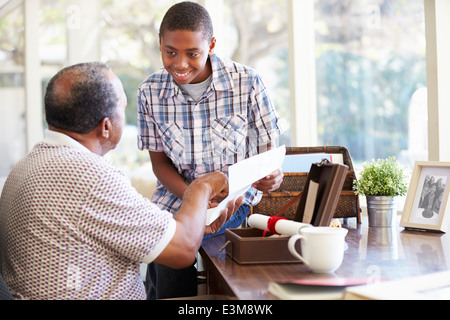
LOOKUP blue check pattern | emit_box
[137,54,282,213]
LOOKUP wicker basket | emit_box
[251,146,361,223]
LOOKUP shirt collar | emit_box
[42,129,92,153]
[209,54,234,92]
[159,54,234,100]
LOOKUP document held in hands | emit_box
[205,145,286,225]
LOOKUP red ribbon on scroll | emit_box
[263,216,287,237]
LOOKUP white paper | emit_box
[205,145,286,225]
[282,153,329,172]
[247,214,312,235]
[281,153,344,173]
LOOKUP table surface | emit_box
[199,217,450,300]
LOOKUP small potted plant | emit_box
[353,157,409,227]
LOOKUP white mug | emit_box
[288,227,348,273]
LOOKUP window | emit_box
[314,0,427,168]
[0,3,26,177]
[216,0,290,146]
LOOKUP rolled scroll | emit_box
[248,214,312,236]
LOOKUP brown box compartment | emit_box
[224,228,301,265]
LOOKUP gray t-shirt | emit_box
[178,76,212,101]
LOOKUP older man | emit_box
[0,62,242,300]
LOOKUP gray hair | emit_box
[44,62,118,134]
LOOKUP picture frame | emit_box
[400,161,450,232]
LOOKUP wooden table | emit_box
[199,217,450,299]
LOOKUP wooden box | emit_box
[252,146,361,223]
[224,157,350,265]
[224,228,301,264]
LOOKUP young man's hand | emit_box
[252,169,283,192]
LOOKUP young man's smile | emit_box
[172,70,193,82]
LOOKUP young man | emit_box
[137,1,284,299]
[0,62,241,300]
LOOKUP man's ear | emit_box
[99,117,111,139]
[208,37,216,56]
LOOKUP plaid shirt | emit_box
[137,54,282,213]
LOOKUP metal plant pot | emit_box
[366,196,397,227]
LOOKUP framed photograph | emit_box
[400,161,450,232]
